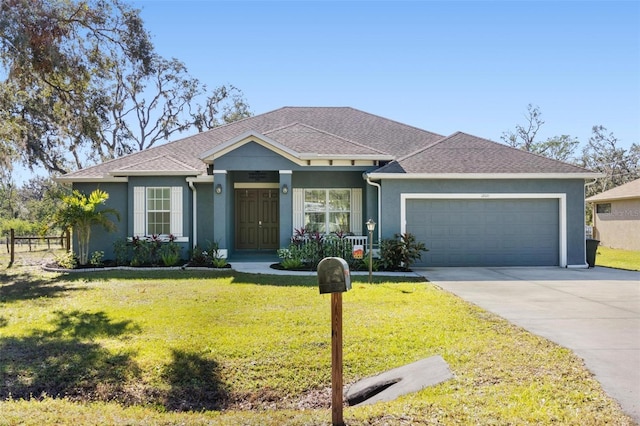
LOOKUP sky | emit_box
[130,0,640,149]
[9,0,640,184]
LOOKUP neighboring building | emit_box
[58,107,599,267]
[587,178,640,251]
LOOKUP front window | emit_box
[147,187,171,235]
[304,189,351,233]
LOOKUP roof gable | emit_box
[263,123,389,158]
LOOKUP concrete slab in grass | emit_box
[346,355,453,406]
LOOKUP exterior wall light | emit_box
[282,184,289,194]
[215,184,222,194]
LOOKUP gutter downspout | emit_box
[365,173,382,242]
[188,179,197,249]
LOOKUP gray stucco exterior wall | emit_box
[195,182,214,249]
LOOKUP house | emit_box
[586,178,640,251]
[57,107,599,267]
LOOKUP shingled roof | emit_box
[371,132,592,175]
[586,178,640,202]
[58,106,596,181]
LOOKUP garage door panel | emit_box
[407,198,559,267]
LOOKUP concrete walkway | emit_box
[230,261,422,278]
[415,266,640,423]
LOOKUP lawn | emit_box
[0,250,635,425]
[596,245,640,271]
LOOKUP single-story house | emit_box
[58,107,600,267]
[586,178,640,251]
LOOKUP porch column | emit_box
[213,170,228,257]
[279,170,293,248]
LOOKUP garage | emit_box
[404,196,561,267]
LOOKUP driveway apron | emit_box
[416,266,640,423]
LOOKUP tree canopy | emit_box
[501,104,580,162]
[0,0,251,175]
[580,125,640,197]
[502,104,639,219]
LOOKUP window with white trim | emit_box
[133,186,183,238]
[304,189,351,233]
[146,188,171,235]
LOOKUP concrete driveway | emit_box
[415,266,640,423]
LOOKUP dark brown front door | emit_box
[235,188,279,250]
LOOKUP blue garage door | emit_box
[406,199,559,267]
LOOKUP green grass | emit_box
[596,246,640,271]
[0,251,635,425]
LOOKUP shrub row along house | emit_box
[57,107,599,267]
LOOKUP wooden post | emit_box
[331,292,344,426]
[65,229,71,252]
[10,228,15,266]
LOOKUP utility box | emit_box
[318,257,351,294]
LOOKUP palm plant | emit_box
[53,189,120,265]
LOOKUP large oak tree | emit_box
[1,0,251,175]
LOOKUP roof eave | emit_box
[54,176,129,183]
[587,195,640,203]
[299,154,394,161]
[366,172,604,180]
[109,171,202,177]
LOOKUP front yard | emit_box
[0,250,635,425]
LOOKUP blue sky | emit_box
[131,0,639,150]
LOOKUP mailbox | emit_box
[317,257,351,294]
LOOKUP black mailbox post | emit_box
[317,257,351,426]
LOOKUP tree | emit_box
[96,55,251,162]
[580,126,640,198]
[52,189,120,265]
[20,176,67,226]
[191,84,252,132]
[502,104,579,162]
[0,172,20,220]
[1,0,252,174]
[0,0,154,174]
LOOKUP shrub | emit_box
[189,245,211,267]
[89,251,104,267]
[361,254,380,272]
[114,235,181,267]
[279,231,358,270]
[159,243,181,266]
[55,251,77,269]
[380,232,427,271]
[131,237,155,266]
[190,240,226,267]
[211,257,228,268]
[280,257,304,269]
[113,238,131,266]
